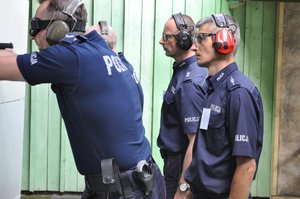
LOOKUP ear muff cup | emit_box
[213,29,235,55]
[45,0,84,46]
[175,30,193,51]
[172,13,193,51]
[46,21,70,46]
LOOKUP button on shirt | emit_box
[157,56,207,153]
[185,62,264,195]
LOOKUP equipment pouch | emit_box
[132,160,154,195]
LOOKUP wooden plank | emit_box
[93,0,112,24]
[59,121,66,192]
[47,93,61,191]
[202,0,217,17]
[140,0,155,141]
[124,0,142,76]
[29,85,49,191]
[111,0,125,52]
[245,1,264,196]
[255,2,277,197]
[232,4,246,72]
[61,125,80,191]
[271,2,284,197]
[21,85,31,190]
[272,197,300,199]
[185,0,203,21]
[82,0,93,27]
[172,0,185,13]
[152,0,174,169]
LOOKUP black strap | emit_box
[101,158,122,198]
[120,172,135,198]
[172,12,187,30]
[101,158,135,198]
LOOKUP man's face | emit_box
[159,18,181,58]
[193,23,218,67]
[31,1,51,50]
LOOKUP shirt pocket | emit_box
[163,91,178,116]
[204,110,228,155]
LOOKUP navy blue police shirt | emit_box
[157,56,207,153]
[185,62,264,194]
[16,30,151,175]
[118,52,144,110]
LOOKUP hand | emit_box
[173,189,192,199]
[0,48,17,57]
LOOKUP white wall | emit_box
[0,0,29,198]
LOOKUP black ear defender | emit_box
[211,13,235,55]
[98,21,109,35]
[172,13,193,51]
[46,0,84,45]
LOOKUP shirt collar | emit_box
[173,55,197,71]
[206,62,238,91]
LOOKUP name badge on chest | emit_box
[200,108,211,130]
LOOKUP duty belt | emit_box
[85,158,154,199]
[85,158,134,198]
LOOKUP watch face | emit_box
[179,183,188,192]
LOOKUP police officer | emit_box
[157,13,207,199]
[185,13,264,199]
[0,0,166,198]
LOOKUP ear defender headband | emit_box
[46,0,85,46]
[98,21,109,35]
[211,13,235,55]
[172,13,193,51]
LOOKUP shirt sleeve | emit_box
[17,45,79,88]
[228,87,260,158]
[175,81,205,134]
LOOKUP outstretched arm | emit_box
[0,49,24,81]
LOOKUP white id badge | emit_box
[200,108,211,130]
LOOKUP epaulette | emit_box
[61,33,87,44]
[183,68,193,82]
[227,75,241,91]
[227,73,256,93]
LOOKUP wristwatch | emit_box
[178,182,190,192]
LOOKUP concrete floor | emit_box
[21,193,81,199]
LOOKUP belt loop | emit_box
[101,158,122,198]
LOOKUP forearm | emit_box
[229,157,256,199]
[179,133,195,183]
[174,133,195,199]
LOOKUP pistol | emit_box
[0,43,13,49]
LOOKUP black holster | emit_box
[132,160,154,195]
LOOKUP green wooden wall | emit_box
[22,0,277,197]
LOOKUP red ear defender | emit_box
[213,29,235,55]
